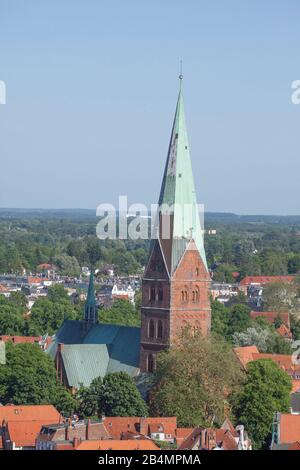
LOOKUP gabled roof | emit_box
[7,421,43,448]
[276,323,292,339]
[48,320,141,388]
[0,405,61,423]
[233,345,259,368]
[61,344,110,388]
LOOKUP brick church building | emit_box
[139,77,211,372]
[49,79,211,388]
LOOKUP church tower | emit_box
[139,78,211,373]
[84,271,98,328]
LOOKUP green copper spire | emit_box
[157,77,208,273]
[84,271,97,325]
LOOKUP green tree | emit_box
[100,372,148,417]
[150,330,243,427]
[0,343,75,414]
[101,299,140,327]
[233,359,291,449]
[211,300,229,339]
[29,298,77,335]
[76,377,103,418]
[227,304,252,337]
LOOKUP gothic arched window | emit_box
[150,287,156,301]
[149,319,155,338]
[157,320,163,339]
[158,287,163,301]
[181,290,188,302]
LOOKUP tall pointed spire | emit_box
[84,271,98,326]
[156,78,208,274]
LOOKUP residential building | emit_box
[271,413,300,449]
[0,405,62,450]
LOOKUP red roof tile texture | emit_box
[0,404,61,423]
[280,414,300,444]
[250,311,290,327]
[239,276,295,286]
[76,440,160,450]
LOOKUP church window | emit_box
[157,320,163,339]
[158,287,163,301]
[192,287,199,302]
[181,290,188,302]
[150,287,156,301]
[196,267,199,276]
[149,319,155,338]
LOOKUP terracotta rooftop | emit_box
[76,439,160,450]
[279,414,300,444]
[276,323,292,339]
[0,335,40,344]
[239,276,295,286]
[6,421,44,448]
[233,345,259,368]
[103,417,177,439]
[0,404,61,423]
[250,311,290,327]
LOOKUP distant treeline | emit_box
[0,210,299,279]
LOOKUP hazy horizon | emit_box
[1,1,299,215]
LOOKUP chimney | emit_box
[86,419,91,440]
[140,417,147,436]
[236,425,245,450]
[73,437,80,449]
[65,418,71,441]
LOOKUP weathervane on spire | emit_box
[179,59,183,82]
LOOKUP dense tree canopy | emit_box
[0,342,75,415]
[150,330,243,427]
[75,373,148,418]
[233,359,292,449]
[100,299,140,327]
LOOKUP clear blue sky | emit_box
[0,0,299,214]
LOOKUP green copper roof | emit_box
[157,82,208,273]
[47,320,140,388]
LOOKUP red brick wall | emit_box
[140,242,211,372]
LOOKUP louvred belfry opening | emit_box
[139,78,211,373]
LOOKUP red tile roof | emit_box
[233,346,300,376]
[292,381,300,393]
[277,323,292,339]
[0,404,61,423]
[252,353,299,373]
[76,439,159,450]
[27,277,43,284]
[279,414,300,444]
[7,421,43,448]
[0,335,40,344]
[250,311,290,327]
[233,345,259,368]
[103,417,177,439]
[215,429,238,450]
[239,276,295,286]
